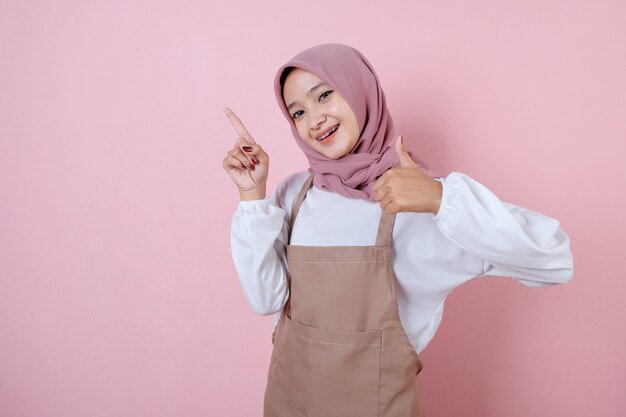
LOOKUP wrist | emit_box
[430,180,443,215]
[239,184,266,201]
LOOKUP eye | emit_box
[319,90,334,102]
[292,109,304,119]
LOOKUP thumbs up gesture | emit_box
[373,135,443,214]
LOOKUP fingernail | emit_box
[249,164,255,171]
[251,155,259,164]
[242,146,252,152]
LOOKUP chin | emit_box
[310,139,354,159]
[320,148,347,160]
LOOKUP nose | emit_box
[308,108,326,133]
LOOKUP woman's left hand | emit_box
[373,135,443,215]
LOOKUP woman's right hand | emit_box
[222,107,269,200]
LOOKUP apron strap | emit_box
[290,171,315,229]
[375,210,396,247]
[284,171,315,316]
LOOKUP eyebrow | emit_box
[286,82,329,111]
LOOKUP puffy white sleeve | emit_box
[229,173,306,315]
[433,172,574,287]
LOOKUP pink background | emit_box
[1,1,625,416]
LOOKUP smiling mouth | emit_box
[317,125,339,142]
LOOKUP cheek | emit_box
[336,103,360,140]
[346,115,360,143]
[295,122,309,141]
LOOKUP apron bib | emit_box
[264,173,424,417]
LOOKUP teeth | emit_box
[318,126,338,141]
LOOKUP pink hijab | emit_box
[274,43,411,201]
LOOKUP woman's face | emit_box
[282,68,360,160]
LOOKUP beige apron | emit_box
[264,173,424,417]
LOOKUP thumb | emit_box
[394,134,415,167]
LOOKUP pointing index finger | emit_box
[223,107,255,144]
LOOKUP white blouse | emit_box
[230,171,573,354]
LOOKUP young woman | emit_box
[222,43,573,417]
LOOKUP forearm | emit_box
[434,172,574,284]
[230,198,290,315]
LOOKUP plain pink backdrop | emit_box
[1,1,625,416]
